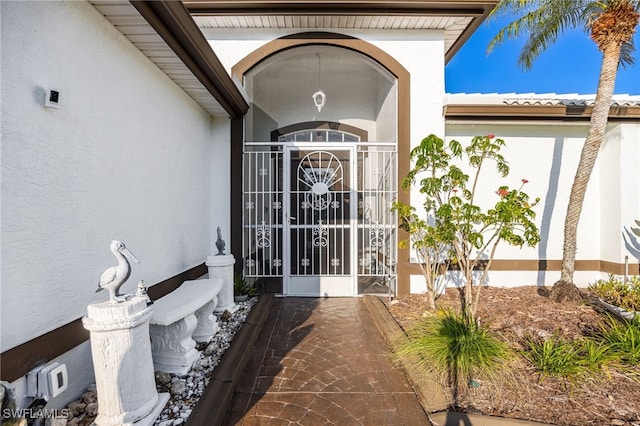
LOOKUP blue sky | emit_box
[446,17,640,95]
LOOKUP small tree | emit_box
[394,134,541,318]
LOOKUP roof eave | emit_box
[184,0,497,16]
[130,0,249,118]
[443,104,640,121]
[184,0,497,63]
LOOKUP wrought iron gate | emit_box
[242,141,396,296]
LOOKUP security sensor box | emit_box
[44,89,60,109]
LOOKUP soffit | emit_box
[90,0,248,118]
[184,1,497,63]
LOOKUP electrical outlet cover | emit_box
[47,363,68,398]
[27,362,68,400]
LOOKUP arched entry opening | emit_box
[234,35,409,296]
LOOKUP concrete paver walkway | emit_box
[224,297,430,425]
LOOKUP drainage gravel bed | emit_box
[59,297,258,426]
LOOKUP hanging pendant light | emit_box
[312,53,326,112]
[312,90,326,112]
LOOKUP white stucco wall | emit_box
[600,122,640,267]
[441,120,639,288]
[210,117,232,238]
[1,0,228,384]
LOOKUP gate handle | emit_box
[289,216,297,222]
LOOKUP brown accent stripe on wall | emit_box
[405,259,640,277]
[601,260,640,276]
[1,263,208,383]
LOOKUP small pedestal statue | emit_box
[206,227,238,313]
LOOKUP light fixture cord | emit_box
[317,52,321,89]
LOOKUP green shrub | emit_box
[395,310,513,387]
[577,339,617,373]
[523,316,640,383]
[589,275,640,312]
[523,336,585,380]
[597,316,640,366]
[233,274,255,296]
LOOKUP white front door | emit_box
[283,145,356,296]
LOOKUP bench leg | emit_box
[193,296,220,343]
[150,313,199,375]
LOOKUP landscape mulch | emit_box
[387,286,640,426]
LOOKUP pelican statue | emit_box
[96,240,140,303]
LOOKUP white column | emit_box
[206,254,238,313]
[82,297,169,426]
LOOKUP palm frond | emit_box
[620,41,636,67]
[517,0,588,69]
[487,0,640,70]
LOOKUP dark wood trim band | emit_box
[0,319,89,385]
[146,263,209,300]
[0,263,207,383]
[184,0,496,16]
[130,1,249,118]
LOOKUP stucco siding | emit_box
[600,122,640,266]
[1,1,225,353]
[444,121,639,287]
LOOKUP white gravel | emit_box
[58,297,257,426]
[153,297,258,425]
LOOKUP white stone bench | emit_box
[149,278,223,375]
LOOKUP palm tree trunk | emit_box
[559,42,621,285]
